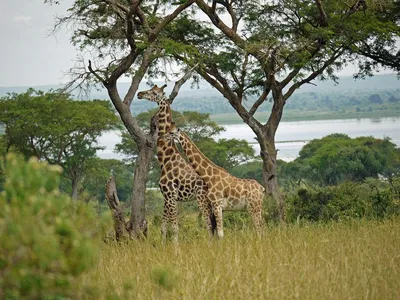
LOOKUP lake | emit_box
[97,117,400,161]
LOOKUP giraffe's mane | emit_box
[181,131,229,175]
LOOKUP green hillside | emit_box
[1,74,399,123]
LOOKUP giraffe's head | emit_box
[168,122,181,141]
[160,123,176,144]
[137,84,167,103]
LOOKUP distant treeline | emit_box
[1,74,399,117]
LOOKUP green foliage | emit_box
[0,89,120,198]
[281,134,400,186]
[197,138,255,171]
[286,180,400,222]
[0,154,111,299]
[81,158,133,203]
[230,160,263,183]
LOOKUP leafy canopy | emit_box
[0,89,120,196]
[0,89,119,167]
[282,134,400,186]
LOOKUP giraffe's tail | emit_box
[210,210,217,236]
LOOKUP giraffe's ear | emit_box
[161,84,167,91]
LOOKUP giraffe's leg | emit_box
[197,196,215,237]
[169,200,178,243]
[161,202,169,242]
[248,198,263,236]
[213,202,224,238]
[209,202,217,236]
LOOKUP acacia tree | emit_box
[170,0,400,220]
[0,89,119,199]
[45,0,197,236]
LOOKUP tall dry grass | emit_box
[79,217,400,299]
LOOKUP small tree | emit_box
[0,89,119,199]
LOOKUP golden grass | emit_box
[80,217,400,299]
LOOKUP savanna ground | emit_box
[79,215,400,299]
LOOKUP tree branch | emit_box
[88,60,107,85]
[169,63,199,103]
[151,0,195,41]
[107,51,140,86]
[134,3,151,35]
[279,40,325,89]
[315,0,328,26]
[103,0,129,14]
[249,86,270,116]
[283,49,346,101]
[343,0,367,19]
[107,85,149,147]
[123,46,156,106]
[195,0,248,50]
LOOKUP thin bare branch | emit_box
[123,46,157,106]
[249,87,270,116]
[283,49,346,101]
[88,60,107,84]
[169,63,199,103]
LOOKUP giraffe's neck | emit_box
[157,138,178,166]
[157,98,172,137]
[179,132,227,177]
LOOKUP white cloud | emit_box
[13,15,32,24]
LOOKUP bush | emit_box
[286,181,400,222]
[0,154,110,299]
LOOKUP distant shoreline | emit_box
[211,110,400,125]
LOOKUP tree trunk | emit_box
[256,89,286,222]
[259,136,285,222]
[71,176,79,201]
[105,175,129,241]
[126,143,152,238]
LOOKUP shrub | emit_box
[286,181,400,222]
[0,154,110,299]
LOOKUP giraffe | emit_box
[137,85,215,241]
[168,123,265,238]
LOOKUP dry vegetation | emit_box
[80,217,400,299]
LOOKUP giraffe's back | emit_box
[207,173,264,210]
[159,155,207,202]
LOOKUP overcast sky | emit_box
[0,0,77,87]
[0,0,395,88]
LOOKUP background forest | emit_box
[1,87,399,223]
